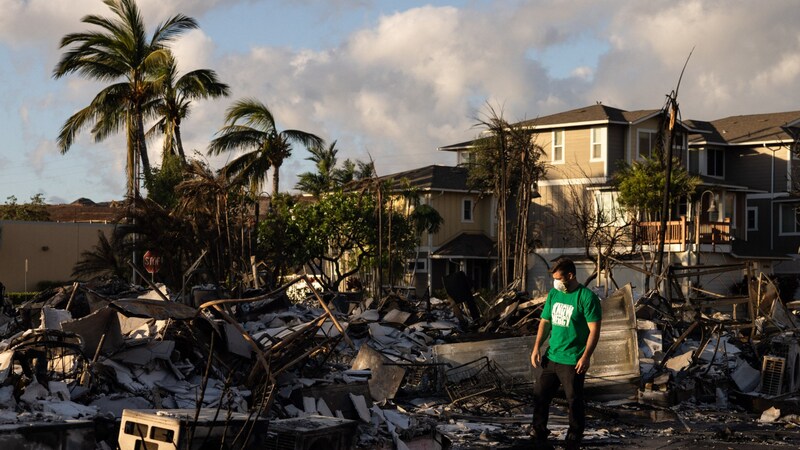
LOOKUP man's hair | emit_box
[550,257,576,277]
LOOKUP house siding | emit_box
[427,192,492,247]
[540,127,606,180]
[533,183,593,249]
[606,125,626,177]
[727,146,788,193]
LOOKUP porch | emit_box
[633,217,732,249]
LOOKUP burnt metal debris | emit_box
[0,265,798,449]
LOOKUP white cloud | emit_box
[596,0,800,116]
[4,0,800,200]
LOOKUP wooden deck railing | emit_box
[633,217,731,246]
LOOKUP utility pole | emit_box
[655,48,694,288]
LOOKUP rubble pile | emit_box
[0,267,798,448]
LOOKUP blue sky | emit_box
[1,0,799,203]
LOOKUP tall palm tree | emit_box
[148,51,230,163]
[53,0,198,197]
[208,98,324,198]
[296,140,340,197]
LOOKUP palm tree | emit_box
[53,0,198,197]
[296,140,340,197]
[148,51,230,163]
[175,159,240,282]
[208,98,324,198]
[72,230,128,280]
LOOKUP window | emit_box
[637,130,657,159]
[406,259,427,273]
[594,191,626,226]
[706,148,724,177]
[780,203,800,235]
[552,130,565,163]
[673,196,688,220]
[462,197,473,222]
[723,193,735,228]
[747,207,758,231]
[458,150,476,166]
[590,127,605,161]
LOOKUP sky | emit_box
[2,0,800,204]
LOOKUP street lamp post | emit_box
[694,190,718,266]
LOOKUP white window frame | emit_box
[407,259,427,273]
[746,206,758,231]
[590,127,606,162]
[779,203,800,235]
[706,148,725,178]
[458,150,476,166]
[637,129,657,160]
[594,191,626,226]
[462,197,474,223]
[551,130,565,164]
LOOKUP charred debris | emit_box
[0,262,798,449]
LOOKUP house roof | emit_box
[688,111,800,146]
[432,232,496,259]
[695,176,762,193]
[439,104,699,153]
[438,139,483,151]
[379,165,472,192]
[515,104,667,129]
[46,199,122,223]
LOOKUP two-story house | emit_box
[438,104,800,295]
[379,165,496,296]
[687,111,800,273]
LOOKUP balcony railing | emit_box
[633,217,732,247]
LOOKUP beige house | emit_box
[438,104,800,294]
[380,165,497,295]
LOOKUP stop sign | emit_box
[143,250,162,274]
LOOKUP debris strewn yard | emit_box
[0,267,799,449]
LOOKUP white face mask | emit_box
[553,278,568,293]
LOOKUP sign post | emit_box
[143,250,162,283]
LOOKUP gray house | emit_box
[436,104,800,295]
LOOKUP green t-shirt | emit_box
[541,284,602,365]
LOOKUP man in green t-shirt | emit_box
[530,258,602,450]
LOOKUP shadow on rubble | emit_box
[0,262,799,449]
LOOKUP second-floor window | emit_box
[458,150,477,166]
[780,203,800,235]
[637,130,657,160]
[462,197,473,222]
[552,130,565,164]
[706,148,724,177]
[747,207,758,231]
[590,127,605,161]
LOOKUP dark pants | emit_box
[532,356,586,445]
